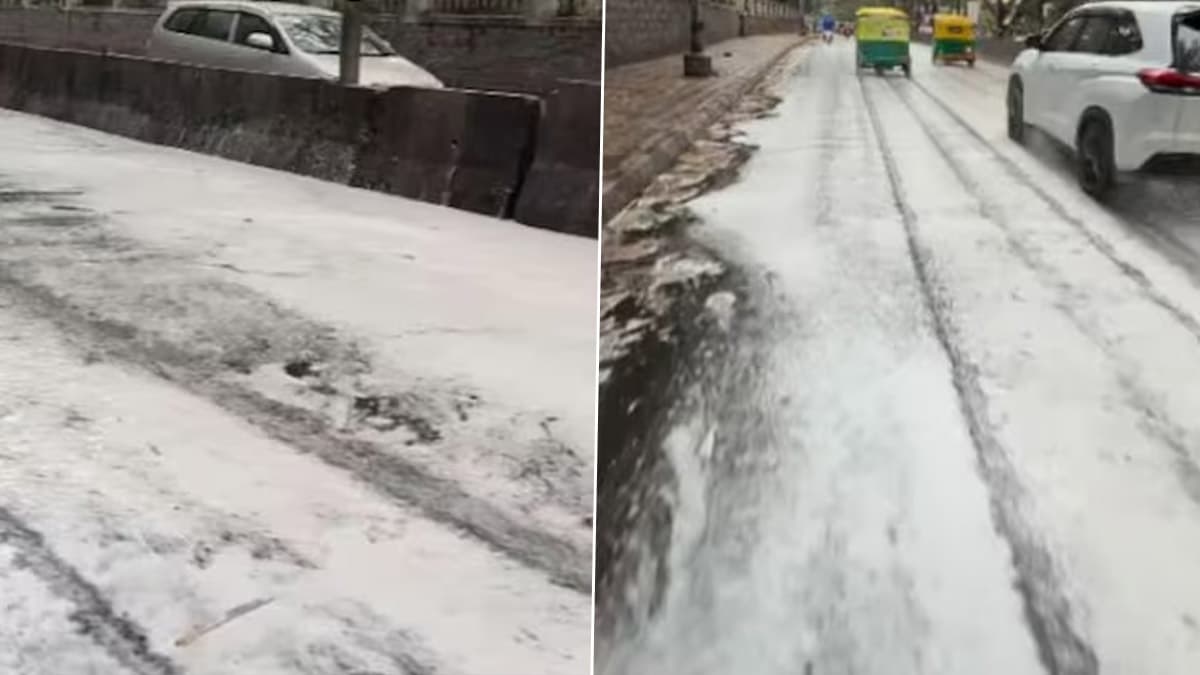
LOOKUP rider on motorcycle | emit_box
[820,13,837,43]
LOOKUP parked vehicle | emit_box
[146,1,443,89]
[931,13,977,66]
[918,16,934,38]
[856,7,912,77]
[1008,1,1200,199]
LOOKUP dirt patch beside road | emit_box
[595,46,806,634]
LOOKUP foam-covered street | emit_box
[599,39,1200,675]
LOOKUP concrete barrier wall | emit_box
[0,7,601,95]
[605,0,802,67]
[515,79,600,236]
[0,41,598,233]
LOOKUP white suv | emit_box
[1007,1,1200,198]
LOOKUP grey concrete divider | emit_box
[0,41,556,226]
[514,79,600,237]
[351,85,540,218]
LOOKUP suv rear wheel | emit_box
[1006,77,1026,143]
[1077,114,1116,200]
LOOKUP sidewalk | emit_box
[602,34,804,222]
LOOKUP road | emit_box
[0,109,594,674]
[598,40,1200,675]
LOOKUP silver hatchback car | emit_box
[146,1,444,89]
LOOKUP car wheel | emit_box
[1006,77,1026,144]
[1077,115,1116,200]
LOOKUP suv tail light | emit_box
[1138,68,1200,95]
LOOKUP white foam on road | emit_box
[0,106,598,559]
[603,42,1044,675]
[0,299,590,675]
[868,65,1200,674]
[0,107,598,479]
[604,39,1200,675]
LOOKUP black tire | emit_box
[967,59,976,68]
[1077,115,1116,200]
[903,63,911,78]
[1006,77,1026,144]
[875,65,885,76]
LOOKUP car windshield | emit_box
[275,13,396,56]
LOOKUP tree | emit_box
[985,0,1083,35]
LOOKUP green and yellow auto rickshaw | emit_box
[931,13,977,67]
[855,7,912,77]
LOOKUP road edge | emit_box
[600,36,808,224]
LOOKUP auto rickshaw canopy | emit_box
[932,13,976,41]
[856,7,908,19]
[855,7,911,42]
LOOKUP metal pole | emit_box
[683,0,713,76]
[339,0,362,86]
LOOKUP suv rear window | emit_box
[1177,12,1200,73]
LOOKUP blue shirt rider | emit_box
[820,14,837,32]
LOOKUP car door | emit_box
[1026,14,1087,132]
[186,9,238,69]
[228,11,296,76]
[151,7,204,63]
[1046,13,1115,140]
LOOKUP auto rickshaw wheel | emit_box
[875,65,885,76]
[967,58,976,68]
[903,63,912,78]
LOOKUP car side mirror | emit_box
[246,32,275,51]
[1024,34,1043,50]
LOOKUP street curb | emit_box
[601,36,807,224]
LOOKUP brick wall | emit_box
[605,0,802,67]
[0,6,600,94]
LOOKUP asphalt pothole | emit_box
[352,395,442,443]
[270,358,452,445]
[283,359,319,379]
